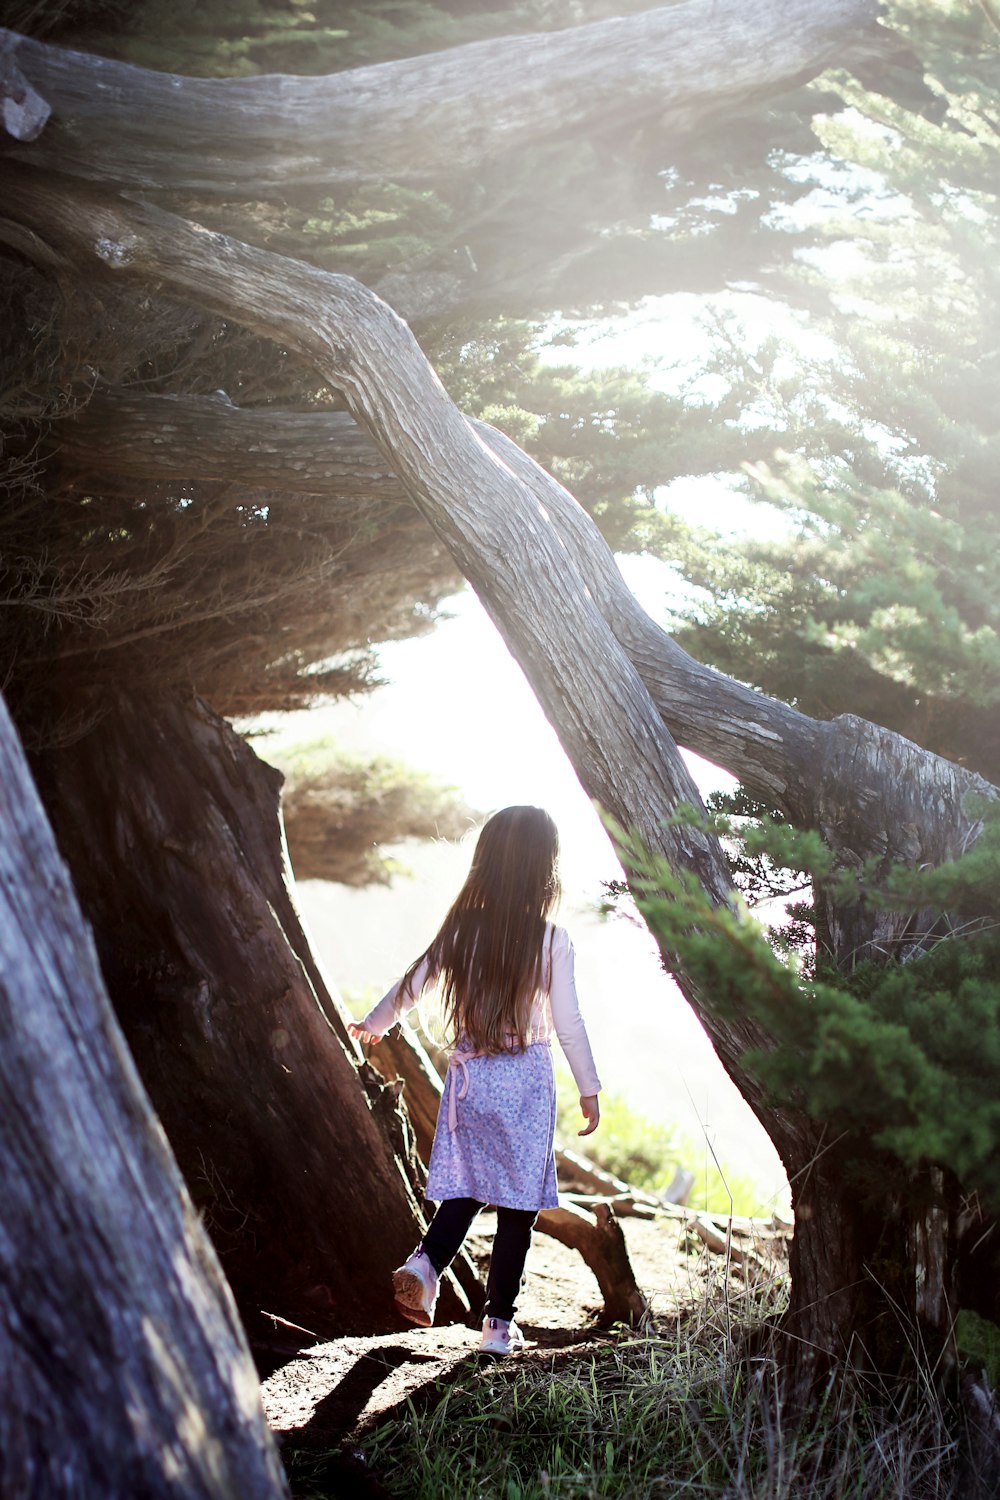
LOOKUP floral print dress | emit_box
[361,923,602,1212]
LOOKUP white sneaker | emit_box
[479,1316,525,1357]
[392,1247,440,1327]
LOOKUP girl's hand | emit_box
[578,1094,600,1137]
[347,1021,383,1045]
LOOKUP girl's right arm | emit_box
[347,958,431,1044]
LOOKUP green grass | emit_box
[555,1077,772,1219]
[288,1282,960,1499]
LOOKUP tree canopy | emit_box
[660,0,1000,780]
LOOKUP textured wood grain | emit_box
[35,689,472,1339]
[0,1,879,191]
[64,389,814,806]
[0,691,288,1499]
[64,391,995,880]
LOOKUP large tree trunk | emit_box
[0,691,288,1498]
[0,0,880,192]
[5,170,999,1402]
[32,688,474,1341]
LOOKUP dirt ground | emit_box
[259,1211,709,1488]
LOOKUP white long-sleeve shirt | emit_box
[361,922,602,1098]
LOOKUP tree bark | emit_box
[33,689,472,1340]
[371,1026,444,1169]
[0,1,879,193]
[61,391,397,499]
[56,390,823,822]
[0,691,288,1499]
[6,170,1000,1394]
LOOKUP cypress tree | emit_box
[665,0,1000,779]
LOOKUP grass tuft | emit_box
[327,1281,960,1499]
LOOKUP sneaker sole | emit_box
[392,1268,433,1327]
[479,1337,526,1357]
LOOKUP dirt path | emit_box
[260,1213,702,1468]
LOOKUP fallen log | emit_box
[536,1201,649,1326]
[557,1146,694,1207]
[564,1192,659,1222]
[662,1167,696,1206]
[557,1146,635,1199]
[680,1209,789,1283]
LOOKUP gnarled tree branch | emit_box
[1,165,761,1080]
[0,1,879,192]
[62,384,995,906]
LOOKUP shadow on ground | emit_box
[259,1215,702,1494]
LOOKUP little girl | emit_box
[348,804,602,1357]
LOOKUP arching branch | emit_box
[61,384,994,883]
[60,387,820,808]
[0,0,879,192]
[18,179,716,844]
[1,163,755,1058]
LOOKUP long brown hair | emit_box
[400,805,560,1053]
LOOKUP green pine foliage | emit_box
[434,318,774,556]
[59,0,523,76]
[611,796,1000,1210]
[663,0,1000,780]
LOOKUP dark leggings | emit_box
[421,1197,537,1322]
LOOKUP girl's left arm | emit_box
[548,927,602,1101]
[347,958,431,1044]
